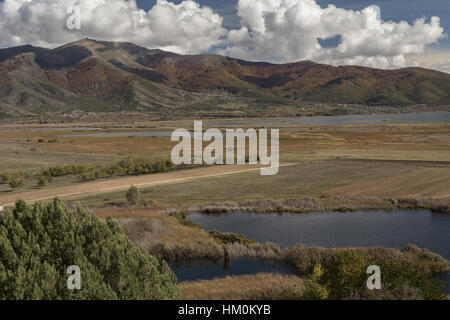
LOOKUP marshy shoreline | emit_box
[107,195,450,299]
[121,210,450,299]
[101,195,450,266]
[113,198,450,273]
[180,196,450,215]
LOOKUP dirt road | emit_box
[0,164,295,207]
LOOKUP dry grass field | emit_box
[1,120,449,205]
[0,164,274,206]
[1,121,449,170]
[74,157,450,208]
[111,210,224,261]
[179,274,305,300]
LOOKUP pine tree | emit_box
[0,198,180,300]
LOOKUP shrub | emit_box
[209,230,256,245]
[37,176,49,187]
[0,172,11,184]
[302,264,329,300]
[333,207,356,213]
[319,250,446,300]
[126,185,140,205]
[0,199,180,300]
[80,172,96,182]
[321,250,368,299]
[8,177,24,189]
[37,174,53,187]
[15,170,24,179]
[1,157,179,190]
[372,259,445,300]
[182,220,203,230]
[170,212,188,221]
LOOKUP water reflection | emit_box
[170,258,292,283]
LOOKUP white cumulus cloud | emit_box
[0,0,226,54]
[431,58,450,73]
[0,0,446,69]
[223,0,445,68]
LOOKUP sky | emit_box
[135,0,450,44]
[0,0,449,72]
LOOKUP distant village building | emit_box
[0,206,3,212]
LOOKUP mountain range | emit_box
[1,38,449,118]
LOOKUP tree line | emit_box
[0,157,178,190]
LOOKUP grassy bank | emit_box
[185,197,450,214]
[179,274,305,300]
[92,194,450,217]
[285,244,450,275]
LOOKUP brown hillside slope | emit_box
[1,39,450,116]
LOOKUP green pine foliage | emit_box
[0,198,180,300]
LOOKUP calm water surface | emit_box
[187,210,450,252]
[60,112,450,137]
[170,258,292,283]
[173,210,450,292]
[209,112,450,126]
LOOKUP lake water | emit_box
[61,132,260,138]
[59,112,450,138]
[187,210,450,252]
[28,127,104,131]
[172,210,450,292]
[170,258,292,283]
[61,131,173,138]
[208,112,450,127]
